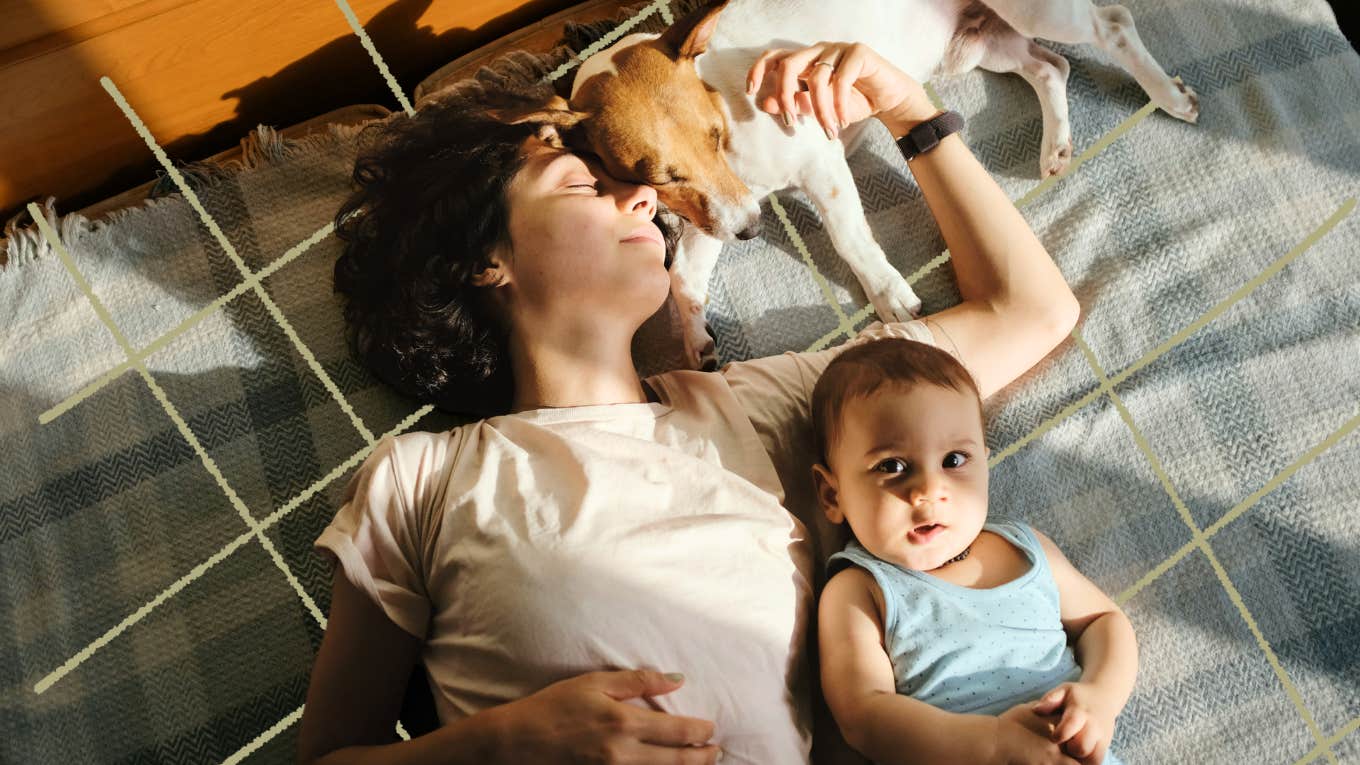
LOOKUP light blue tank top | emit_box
[827,519,1123,765]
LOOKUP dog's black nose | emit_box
[735,220,762,240]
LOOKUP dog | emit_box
[514,0,1199,369]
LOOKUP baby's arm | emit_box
[818,566,1000,765]
[1033,529,1140,761]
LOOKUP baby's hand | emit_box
[995,702,1080,765]
[1031,682,1119,765]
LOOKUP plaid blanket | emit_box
[1,0,1357,762]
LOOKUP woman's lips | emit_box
[621,228,664,248]
[908,524,945,544]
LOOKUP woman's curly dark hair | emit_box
[333,91,680,419]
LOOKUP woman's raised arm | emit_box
[749,41,1081,401]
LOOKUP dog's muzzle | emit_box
[736,218,762,240]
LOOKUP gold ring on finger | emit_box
[814,60,836,70]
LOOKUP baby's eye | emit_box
[873,458,908,474]
[944,451,969,468]
[569,182,600,192]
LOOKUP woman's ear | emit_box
[470,267,507,288]
[811,462,844,524]
[471,250,511,288]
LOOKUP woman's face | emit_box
[494,136,672,329]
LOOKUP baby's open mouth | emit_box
[914,523,941,533]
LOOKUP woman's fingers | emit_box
[777,47,821,125]
[832,49,860,129]
[625,741,723,764]
[749,41,898,129]
[746,48,784,96]
[630,705,717,748]
[807,55,839,138]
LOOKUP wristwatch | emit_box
[895,109,965,161]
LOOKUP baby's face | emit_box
[819,383,990,571]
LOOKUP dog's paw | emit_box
[677,295,717,371]
[1040,139,1074,179]
[683,325,717,371]
[870,279,923,323]
[1163,80,1200,124]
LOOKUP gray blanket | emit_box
[1,0,1357,762]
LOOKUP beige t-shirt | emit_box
[315,319,948,764]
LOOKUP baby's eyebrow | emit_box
[863,437,979,455]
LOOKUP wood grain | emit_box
[0,0,588,222]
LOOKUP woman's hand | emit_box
[1031,682,1120,765]
[487,669,722,764]
[995,701,1083,765]
[746,41,940,140]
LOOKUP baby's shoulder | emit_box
[822,562,888,623]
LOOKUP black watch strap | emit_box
[896,109,965,161]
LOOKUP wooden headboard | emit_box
[0,0,591,224]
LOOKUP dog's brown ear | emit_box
[491,95,590,149]
[659,0,728,59]
[491,95,588,129]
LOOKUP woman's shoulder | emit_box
[380,424,484,490]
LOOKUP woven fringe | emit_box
[0,120,374,274]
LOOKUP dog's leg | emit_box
[799,152,922,324]
[975,23,1075,178]
[979,0,1199,123]
[670,222,724,371]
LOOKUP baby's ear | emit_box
[811,463,843,524]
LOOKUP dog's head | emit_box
[506,1,762,241]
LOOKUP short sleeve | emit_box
[315,434,431,638]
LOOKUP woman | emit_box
[296,40,1081,765]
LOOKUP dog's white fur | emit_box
[574,0,1199,368]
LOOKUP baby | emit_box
[808,336,1138,765]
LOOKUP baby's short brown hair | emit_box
[811,337,983,469]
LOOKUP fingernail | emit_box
[746,80,755,95]
[665,672,685,682]
[782,111,793,127]
[840,118,848,129]
[797,113,805,124]
[825,125,838,140]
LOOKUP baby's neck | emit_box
[923,530,1030,590]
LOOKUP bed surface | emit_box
[0,0,1357,763]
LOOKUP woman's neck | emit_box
[507,323,652,413]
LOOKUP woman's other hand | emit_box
[487,669,722,764]
[746,41,940,140]
[995,700,1083,765]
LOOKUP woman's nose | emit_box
[619,181,657,218]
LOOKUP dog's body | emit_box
[562,0,1199,368]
